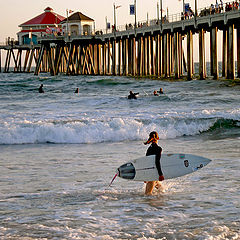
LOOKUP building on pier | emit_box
[17,7,65,45]
[61,12,94,36]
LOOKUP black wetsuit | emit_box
[146,142,163,176]
[39,86,44,93]
[128,92,139,99]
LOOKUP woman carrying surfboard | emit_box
[144,131,164,195]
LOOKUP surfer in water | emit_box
[38,84,44,93]
[158,88,164,94]
[144,131,164,195]
[128,91,139,99]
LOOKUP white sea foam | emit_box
[0,109,239,144]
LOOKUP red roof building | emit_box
[18,7,65,45]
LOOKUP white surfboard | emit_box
[117,153,211,181]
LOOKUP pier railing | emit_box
[99,1,240,35]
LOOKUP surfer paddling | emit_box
[38,84,44,93]
[128,91,139,99]
[144,131,164,195]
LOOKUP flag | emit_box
[185,3,190,12]
[116,5,121,9]
[130,4,135,15]
[107,22,111,29]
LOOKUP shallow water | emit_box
[0,73,239,239]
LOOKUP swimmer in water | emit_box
[38,84,44,93]
[128,91,139,99]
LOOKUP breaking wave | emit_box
[0,115,239,145]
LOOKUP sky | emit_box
[0,0,214,42]
[0,0,237,64]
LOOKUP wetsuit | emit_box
[146,142,163,176]
[39,86,44,93]
[128,92,139,99]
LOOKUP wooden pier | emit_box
[1,8,240,79]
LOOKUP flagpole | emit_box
[66,9,69,36]
[195,0,197,17]
[113,3,116,32]
[157,2,159,23]
[160,0,162,28]
[106,16,108,34]
[183,0,185,19]
[134,0,137,29]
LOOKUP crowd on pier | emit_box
[199,0,239,17]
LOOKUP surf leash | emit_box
[109,173,118,187]
[143,90,148,96]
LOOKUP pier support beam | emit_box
[128,38,132,75]
[227,24,235,80]
[237,28,240,78]
[179,34,183,76]
[174,32,180,79]
[164,33,169,77]
[132,38,136,76]
[155,35,159,77]
[112,40,116,75]
[187,30,193,80]
[144,36,147,76]
[199,29,206,79]
[103,43,106,75]
[107,41,111,75]
[118,40,122,75]
[122,39,126,75]
[137,38,141,76]
[211,27,218,80]
[222,29,227,78]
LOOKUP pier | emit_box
[1,5,240,80]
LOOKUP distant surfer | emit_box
[75,88,79,93]
[153,90,159,96]
[38,84,44,93]
[128,91,139,99]
[144,131,164,195]
[158,88,164,94]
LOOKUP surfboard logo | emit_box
[184,160,189,167]
[179,154,185,159]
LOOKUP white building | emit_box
[61,12,95,36]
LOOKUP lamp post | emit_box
[113,3,116,32]
[105,16,108,34]
[66,9,69,36]
[113,3,122,32]
[183,0,185,19]
[195,0,198,17]
[160,0,163,27]
[134,0,137,29]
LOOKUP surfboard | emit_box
[117,153,211,181]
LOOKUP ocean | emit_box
[0,72,239,239]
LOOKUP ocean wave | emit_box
[0,115,239,145]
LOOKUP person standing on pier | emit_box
[38,84,44,93]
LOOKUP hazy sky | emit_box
[0,0,213,42]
